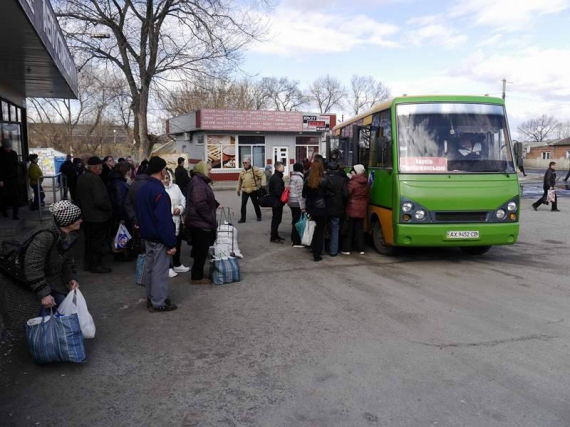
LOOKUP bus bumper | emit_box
[393,223,519,247]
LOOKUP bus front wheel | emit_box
[372,220,397,256]
[460,246,492,255]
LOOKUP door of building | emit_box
[273,146,289,175]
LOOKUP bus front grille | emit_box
[434,212,489,222]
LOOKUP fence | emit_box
[34,174,65,220]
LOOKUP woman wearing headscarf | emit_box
[302,161,334,262]
[162,171,189,277]
[184,161,219,285]
[0,200,83,336]
[342,164,370,255]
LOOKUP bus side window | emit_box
[374,110,393,169]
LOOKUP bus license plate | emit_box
[446,231,479,239]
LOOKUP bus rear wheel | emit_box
[372,220,397,256]
[460,246,492,255]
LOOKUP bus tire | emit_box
[460,246,492,255]
[372,219,397,256]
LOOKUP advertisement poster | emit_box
[302,115,331,132]
[207,135,236,168]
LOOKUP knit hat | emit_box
[328,161,339,171]
[87,156,103,165]
[2,139,12,149]
[353,164,365,175]
[50,200,82,227]
[147,156,167,175]
[193,161,208,176]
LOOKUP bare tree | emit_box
[54,0,269,157]
[517,115,560,142]
[262,77,307,111]
[308,75,346,113]
[349,75,390,115]
[556,120,570,140]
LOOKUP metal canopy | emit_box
[0,0,78,100]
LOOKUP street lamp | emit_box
[113,129,116,144]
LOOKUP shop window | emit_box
[238,135,266,168]
[207,135,236,168]
[0,98,24,159]
[296,136,320,162]
[1,101,8,122]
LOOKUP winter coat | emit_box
[326,170,349,217]
[302,177,334,217]
[28,162,43,186]
[346,173,369,218]
[544,167,556,190]
[164,176,186,236]
[59,160,78,188]
[106,171,130,223]
[237,166,266,193]
[126,173,149,224]
[185,173,218,231]
[175,165,191,197]
[136,177,177,249]
[75,169,112,223]
[287,172,306,210]
[23,219,78,299]
[101,164,112,185]
[268,171,285,207]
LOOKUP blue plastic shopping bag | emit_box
[210,257,241,285]
[26,310,87,364]
[295,213,308,238]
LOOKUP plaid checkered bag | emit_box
[209,257,241,285]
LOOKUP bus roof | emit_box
[332,95,505,132]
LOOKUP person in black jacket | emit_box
[59,154,78,201]
[175,157,191,198]
[101,156,115,185]
[268,162,285,243]
[0,139,20,220]
[532,161,559,211]
[107,162,133,261]
[326,162,349,256]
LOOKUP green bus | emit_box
[330,95,520,255]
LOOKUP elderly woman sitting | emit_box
[1,200,83,336]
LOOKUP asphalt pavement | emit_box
[1,188,569,427]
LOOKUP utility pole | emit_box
[502,78,513,100]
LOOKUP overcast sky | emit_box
[240,0,570,134]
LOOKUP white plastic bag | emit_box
[58,289,96,339]
[547,189,556,203]
[216,222,243,258]
[301,219,316,246]
[113,224,132,250]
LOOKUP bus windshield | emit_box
[397,103,515,173]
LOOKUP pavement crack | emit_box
[413,334,557,349]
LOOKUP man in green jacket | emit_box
[76,156,113,273]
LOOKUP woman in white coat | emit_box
[162,171,190,277]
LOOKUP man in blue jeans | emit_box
[136,156,178,312]
[325,162,349,256]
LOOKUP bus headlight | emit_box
[496,209,506,220]
[507,202,517,212]
[402,202,414,213]
[414,210,426,220]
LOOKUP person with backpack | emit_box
[0,200,83,336]
[236,157,266,223]
[342,165,370,255]
[302,161,334,262]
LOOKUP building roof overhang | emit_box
[0,0,78,100]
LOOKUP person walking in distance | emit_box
[136,156,178,312]
[342,165,370,255]
[174,157,191,198]
[303,161,334,262]
[288,163,306,247]
[185,161,219,285]
[326,162,349,257]
[268,162,285,243]
[75,156,113,273]
[532,161,560,212]
[236,157,265,223]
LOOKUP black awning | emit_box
[0,0,78,99]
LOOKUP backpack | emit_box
[0,229,58,287]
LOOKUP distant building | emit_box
[526,137,570,168]
[167,109,336,181]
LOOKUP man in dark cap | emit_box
[137,156,178,312]
[75,156,113,274]
[0,139,20,220]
